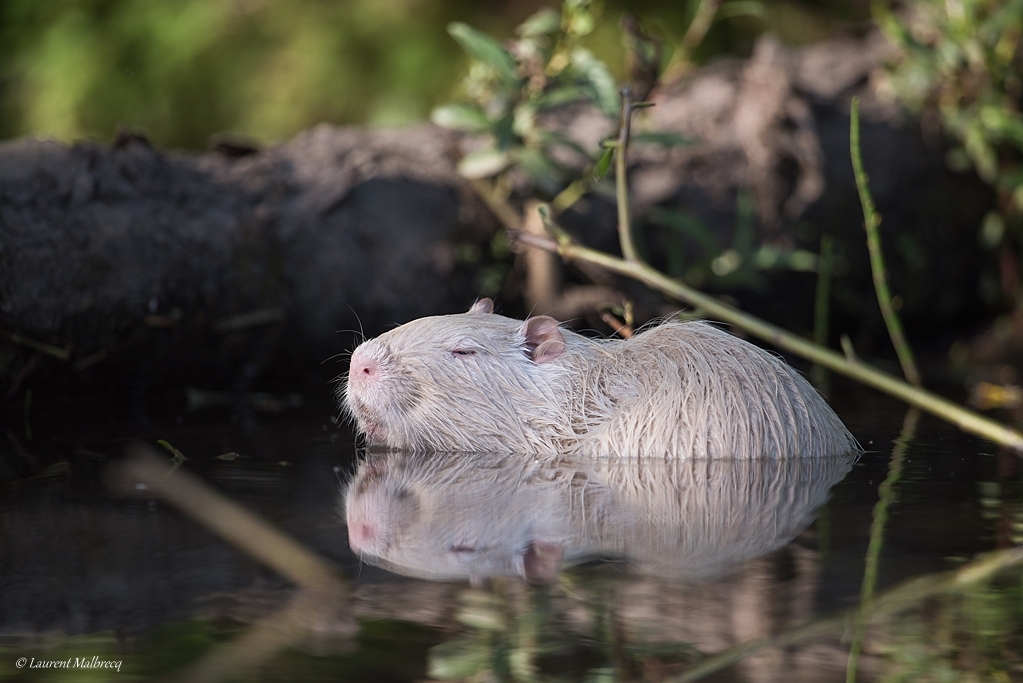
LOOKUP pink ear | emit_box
[467,298,494,314]
[520,316,565,364]
[519,541,563,585]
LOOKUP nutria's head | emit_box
[342,299,573,452]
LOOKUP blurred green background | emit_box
[0,0,867,150]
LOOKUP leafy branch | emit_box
[507,90,1023,452]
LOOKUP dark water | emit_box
[1,387,1021,682]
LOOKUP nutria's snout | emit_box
[346,463,420,557]
[345,344,392,442]
[348,347,379,389]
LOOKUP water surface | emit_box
[1,388,1020,681]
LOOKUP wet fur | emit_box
[343,451,856,581]
[342,309,858,458]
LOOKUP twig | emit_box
[681,0,722,54]
[846,407,919,683]
[513,223,1023,452]
[670,545,1023,682]
[0,330,70,361]
[615,87,640,262]
[660,0,722,82]
[850,97,921,387]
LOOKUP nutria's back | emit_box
[342,299,858,458]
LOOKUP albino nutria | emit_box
[343,451,856,583]
[342,298,858,458]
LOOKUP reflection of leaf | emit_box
[517,8,561,37]
[593,146,614,179]
[431,103,490,132]
[458,605,505,631]
[584,666,617,683]
[458,148,511,178]
[717,1,765,20]
[448,22,520,86]
[428,638,491,680]
[571,47,620,116]
[631,131,696,147]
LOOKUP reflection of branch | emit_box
[167,591,356,683]
[846,408,919,683]
[108,445,358,682]
[109,445,351,599]
[672,545,1023,682]
[0,330,70,361]
[513,226,1023,452]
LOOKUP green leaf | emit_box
[538,129,594,161]
[457,148,511,179]
[512,104,537,138]
[567,8,596,37]
[534,85,587,111]
[571,47,620,116]
[517,8,561,37]
[430,104,490,132]
[631,131,696,147]
[593,146,614,179]
[448,22,520,87]
[717,1,766,20]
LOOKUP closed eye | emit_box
[450,349,477,357]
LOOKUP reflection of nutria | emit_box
[343,299,858,458]
[343,451,856,583]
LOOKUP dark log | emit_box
[0,125,498,395]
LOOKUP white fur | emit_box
[342,310,858,458]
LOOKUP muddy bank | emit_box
[0,31,994,398]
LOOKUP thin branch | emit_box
[851,97,921,387]
[512,223,1023,452]
[616,87,640,262]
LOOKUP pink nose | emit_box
[349,349,379,386]
[347,519,378,553]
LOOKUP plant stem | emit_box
[669,545,1023,682]
[516,226,1023,452]
[850,97,922,387]
[845,407,919,683]
[616,87,640,262]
